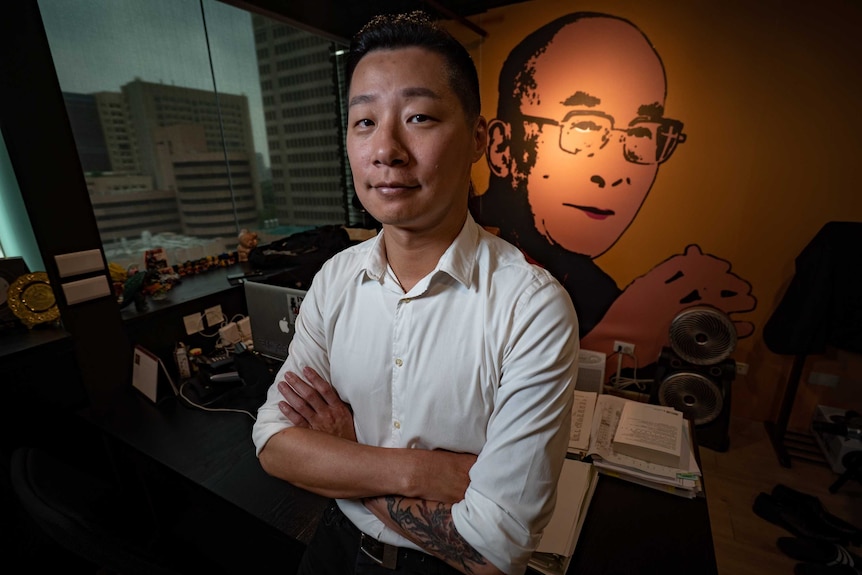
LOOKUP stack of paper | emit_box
[567,390,598,455]
[612,401,684,468]
[584,394,702,498]
[528,458,599,575]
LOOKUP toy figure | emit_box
[120,265,159,312]
[237,229,259,262]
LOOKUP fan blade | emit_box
[669,305,737,365]
[657,372,724,426]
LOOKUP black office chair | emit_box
[8,445,189,575]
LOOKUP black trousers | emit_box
[297,502,464,575]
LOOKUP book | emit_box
[529,458,600,575]
[611,400,683,468]
[585,394,702,498]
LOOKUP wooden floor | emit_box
[701,417,862,575]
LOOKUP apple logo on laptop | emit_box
[279,317,291,334]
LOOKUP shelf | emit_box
[0,324,71,360]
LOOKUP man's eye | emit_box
[408,114,431,123]
[354,118,374,128]
[627,125,655,140]
[569,120,603,133]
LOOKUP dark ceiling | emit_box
[227,0,528,42]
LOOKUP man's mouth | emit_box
[372,182,420,194]
[564,203,615,220]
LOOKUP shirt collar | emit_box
[436,213,479,288]
[361,214,479,288]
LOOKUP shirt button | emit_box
[393,421,401,429]
[395,358,403,367]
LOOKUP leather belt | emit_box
[359,532,399,569]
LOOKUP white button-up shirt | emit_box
[253,215,578,574]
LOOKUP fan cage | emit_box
[657,372,724,426]
[669,306,737,365]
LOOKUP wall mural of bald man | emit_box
[469,12,756,373]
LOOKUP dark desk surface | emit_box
[82,381,329,547]
[568,475,718,575]
[119,264,249,324]
[0,324,71,359]
[83,360,718,575]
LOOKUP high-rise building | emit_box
[253,16,353,227]
[64,80,262,251]
[92,91,139,174]
[64,92,111,173]
[122,79,257,191]
[87,174,181,243]
[155,124,258,241]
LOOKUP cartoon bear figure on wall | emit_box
[469,12,757,372]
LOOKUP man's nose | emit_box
[590,175,631,188]
[372,123,408,166]
[589,133,632,187]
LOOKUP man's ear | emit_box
[471,116,489,164]
[487,119,512,179]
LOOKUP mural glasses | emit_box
[523,110,686,165]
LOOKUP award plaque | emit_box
[0,257,31,329]
[7,271,60,329]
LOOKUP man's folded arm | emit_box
[365,495,506,575]
[257,426,475,502]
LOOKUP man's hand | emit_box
[406,450,476,503]
[278,367,356,442]
[582,244,756,369]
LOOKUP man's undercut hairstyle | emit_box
[347,10,481,122]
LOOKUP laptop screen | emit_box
[243,281,307,361]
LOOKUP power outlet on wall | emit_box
[613,340,635,355]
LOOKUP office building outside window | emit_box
[38,0,353,269]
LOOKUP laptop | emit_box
[244,280,307,361]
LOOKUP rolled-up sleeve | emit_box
[251,282,331,457]
[452,279,579,574]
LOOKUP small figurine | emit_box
[120,265,159,312]
[237,229,259,262]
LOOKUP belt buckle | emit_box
[359,532,398,569]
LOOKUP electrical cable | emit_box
[608,350,652,392]
[178,380,256,421]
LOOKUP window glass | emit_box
[0,130,44,271]
[37,0,353,270]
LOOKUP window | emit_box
[37,0,356,270]
[0,132,44,270]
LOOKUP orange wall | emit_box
[454,0,862,426]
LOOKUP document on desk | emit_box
[568,390,597,454]
[529,458,599,575]
[585,394,702,497]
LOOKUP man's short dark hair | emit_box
[347,10,481,122]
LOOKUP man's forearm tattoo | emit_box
[385,496,487,574]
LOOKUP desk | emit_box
[82,359,718,575]
[81,354,329,547]
[567,475,717,575]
